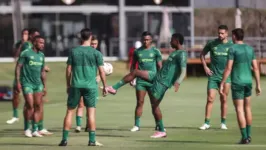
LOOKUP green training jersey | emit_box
[67,46,104,88]
[203,39,233,80]
[228,44,255,85]
[18,49,45,85]
[155,50,187,88]
[21,41,33,52]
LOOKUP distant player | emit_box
[220,28,261,144]
[6,28,28,124]
[107,33,187,138]
[75,35,99,132]
[199,25,233,130]
[59,28,107,146]
[15,35,47,137]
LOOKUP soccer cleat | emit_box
[150,131,167,138]
[75,126,81,133]
[39,129,53,135]
[220,124,228,130]
[84,127,89,132]
[6,117,19,124]
[130,126,140,132]
[238,138,250,144]
[199,124,210,130]
[106,86,117,95]
[88,141,103,146]
[248,136,252,143]
[24,129,32,138]
[58,140,68,146]
[32,131,43,137]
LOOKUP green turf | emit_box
[0,62,266,150]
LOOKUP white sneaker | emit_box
[199,124,210,130]
[24,129,32,138]
[130,126,140,132]
[95,141,104,146]
[6,117,19,124]
[39,129,53,135]
[75,126,81,133]
[32,131,43,137]
[220,124,228,130]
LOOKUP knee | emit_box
[207,96,215,104]
[235,107,244,114]
[26,103,34,110]
[137,100,144,107]
[34,104,41,111]
[78,103,84,109]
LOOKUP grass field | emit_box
[0,62,266,150]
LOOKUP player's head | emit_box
[21,28,29,42]
[232,28,244,42]
[141,31,152,48]
[91,35,98,49]
[170,33,184,49]
[28,28,40,41]
[33,35,45,51]
[218,25,228,41]
[80,28,92,42]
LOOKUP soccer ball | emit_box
[103,62,113,76]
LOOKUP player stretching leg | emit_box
[220,28,261,144]
[6,28,29,124]
[16,35,47,137]
[129,32,163,132]
[199,25,233,130]
[59,28,107,146]
[75,36,99,132]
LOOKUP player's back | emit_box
[230,44,255,85]
[69,46,102,88]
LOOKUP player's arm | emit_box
[251,53,261,95]
[156,48,163,70]
[66,51,73,93]
[15,51,27,92]
[220,48,234,94]
[200,41,213,76]
[41,56,47,95]
[96,52,107,96]
[174,51,187,92]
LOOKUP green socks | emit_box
[112,80,126,90]
[62,130,69,141]
[13,108,18,118]
[240,128,248,139]
[24,120,31,131]
[204,118,210,125]
[157,120,165,132]
[89,131,96,143]
[246,125,251,137]
[38,120,44,130]
[76,116,82,126]
[135,116,140,127]
[221,118,226,124]
[33,121,39,132]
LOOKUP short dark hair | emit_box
[21,28,28,34]
[232,28,244,40]
[141,31,152,37]
[28,28,39,35]
[33,35,44,42]
[80,28,92,41]
[172,33,184,45]
[91,35,98,41]
[218,25,228,31]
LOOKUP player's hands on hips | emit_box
[44,66,50,72]
[174,82,180,92]
[204,66,213,76]
[256,85,261,96]
[102,87,108,97]
[16,82,21,93]
[219,82,225,95]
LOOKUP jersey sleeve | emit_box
[178,51,187,68]
[252,48,256,60]
[42,54,45,69]
[17,50,28,65]
[228,47,235,60]
[155,48,162,62]
[96,52,104,67]
[66,50,73,65]
[203,40,211,53]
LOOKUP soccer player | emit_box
[6,28,28,124]
[220,28,261,144]
[15,35,47,137]
[199,25,233,130]
[107,33,187,138]
[59,28,107,146]
[75,35,99,132]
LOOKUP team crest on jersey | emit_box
[30,56,34,59]
[149,53,154,57]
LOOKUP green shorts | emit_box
[136,71,156,91]
[22,83,43,94]
[207,79,230,90]
[231,83,252,100]
[149,80,168,101]
[67,87,98,108]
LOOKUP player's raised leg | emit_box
[75,97,84,132]
[130,89,146,132]
[219,83,230,129]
